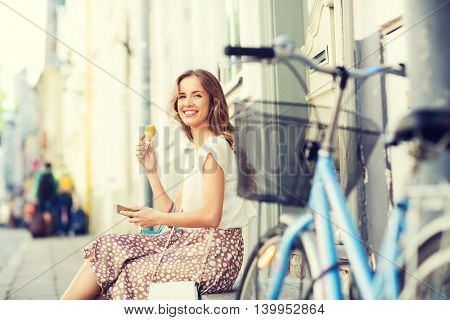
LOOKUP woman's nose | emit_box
[186,96,194,107]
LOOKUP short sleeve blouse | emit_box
[180,135,256,229]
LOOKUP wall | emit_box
[353,0,409,253]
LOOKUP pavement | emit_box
[0,228,31,299]
[0,228,91,300]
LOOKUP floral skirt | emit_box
[83,227,243,300]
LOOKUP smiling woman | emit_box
[61,69,254,300]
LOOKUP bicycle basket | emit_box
[232,99,381,207]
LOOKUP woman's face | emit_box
[177,76,211,130]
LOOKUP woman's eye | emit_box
[178,96,185,100]
[195,94,201,98]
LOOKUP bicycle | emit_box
[225,36,449,300]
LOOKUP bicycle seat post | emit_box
[321,67,349,154]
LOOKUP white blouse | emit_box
[180,135,256,229]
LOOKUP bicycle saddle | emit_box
[386,107,450,147]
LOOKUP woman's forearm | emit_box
[145,172,174,212]
[159,207,221,228]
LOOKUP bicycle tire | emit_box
[236,224,313,300]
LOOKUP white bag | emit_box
[148,281,199,300]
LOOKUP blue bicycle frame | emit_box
[268,152,409,300]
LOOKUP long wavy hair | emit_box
[167,69,236,150]
[167,69,257,193]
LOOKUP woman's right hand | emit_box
[136,135,158,174]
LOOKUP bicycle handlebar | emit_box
[224,45,275,59]
[224,45,406,79]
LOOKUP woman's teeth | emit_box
[184,110,198,117]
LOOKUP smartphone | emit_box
[116,204,139,216]
[116,204,167,234]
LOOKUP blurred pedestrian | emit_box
[69,193,88,236]
[36,162,58,235]
[58,172,74,235]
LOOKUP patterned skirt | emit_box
[83,227,243,300]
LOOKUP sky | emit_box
[0,0,47,110]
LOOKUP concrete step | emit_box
[201,282,239,300]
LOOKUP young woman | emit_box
[61,69,254,300]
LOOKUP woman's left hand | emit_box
[120,207,163,228]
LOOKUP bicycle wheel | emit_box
[236,224,313,300]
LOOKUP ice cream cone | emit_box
[144,124,156,145]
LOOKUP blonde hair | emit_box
[167,69,236,150]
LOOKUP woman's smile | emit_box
[183,109,199,117]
